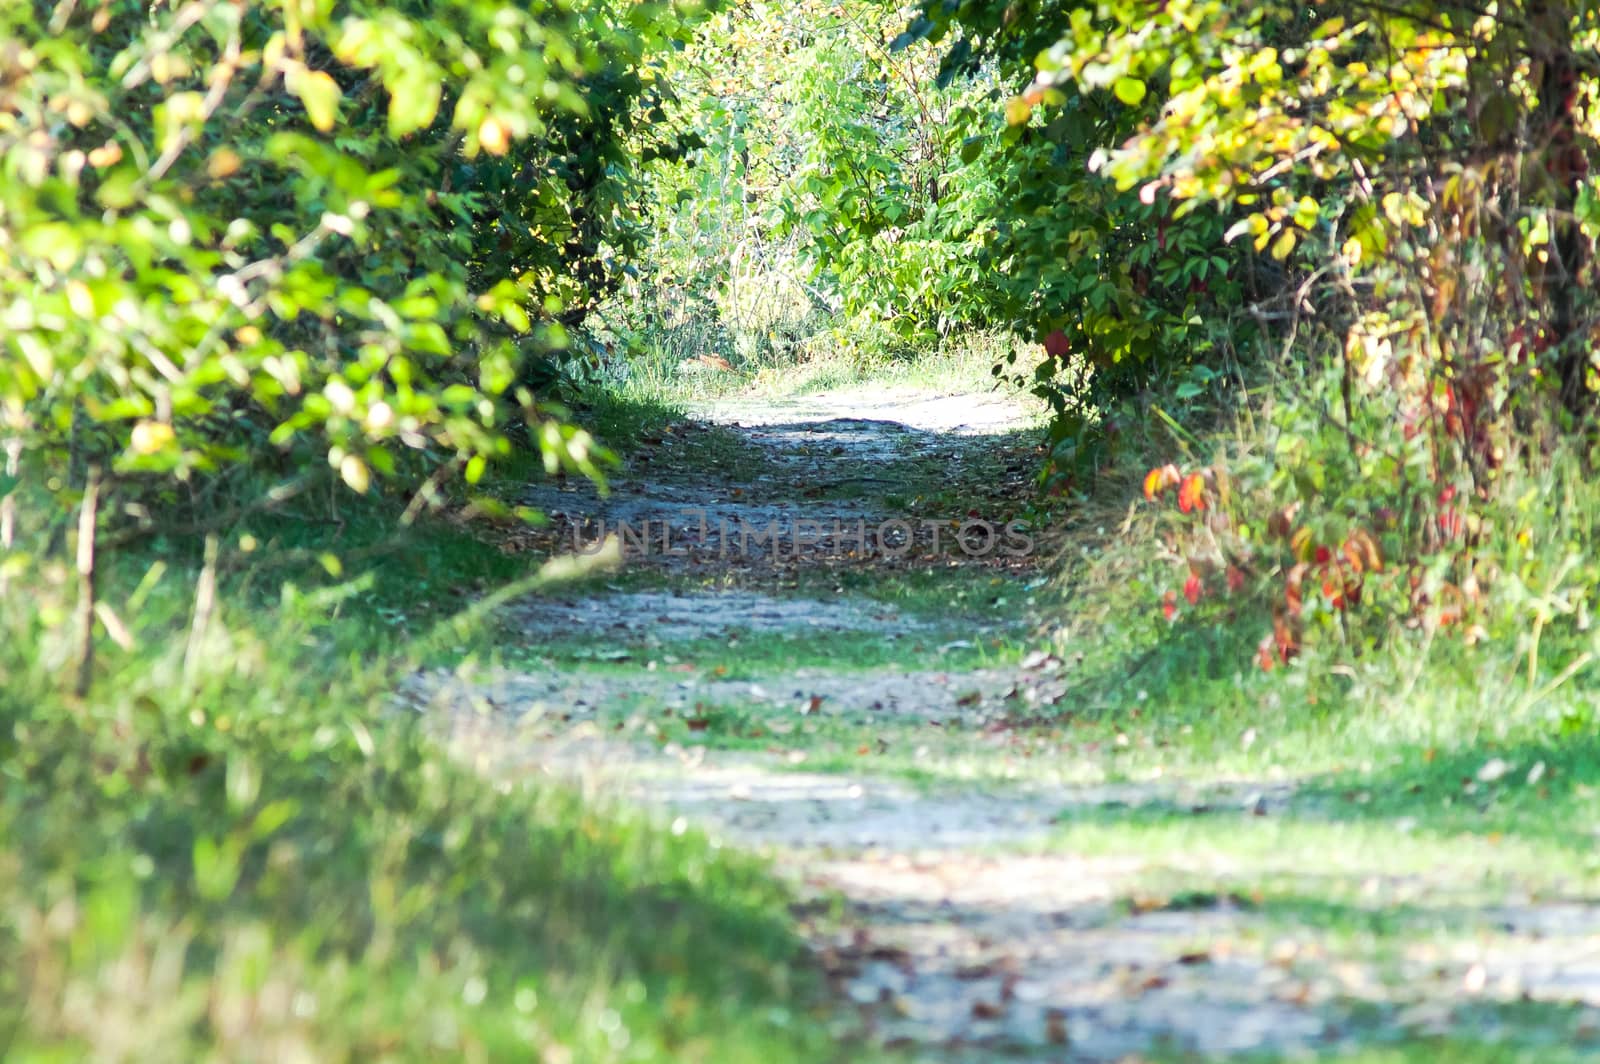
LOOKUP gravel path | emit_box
[415,386,1600,1061]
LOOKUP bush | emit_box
[0,0,706,520]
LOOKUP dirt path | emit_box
[410,387,1600,1061]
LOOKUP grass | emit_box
[740,334,1023,398]
[1147,1028,1600,1064]
[0,484,860,1063]
[601,323,1040,410]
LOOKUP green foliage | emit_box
[598,0,842,371]
[768,20,1006,346]
[0,0,707,508]
[607,0,1026,372]
[883,0,1600,670]
[897,1,1600,485]
[883,1,1255,485]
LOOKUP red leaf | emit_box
[1177,473,1206,514]
[1143,464,1181,502]
[1161,590,1178,621]
[1314,545,1333,565]
[1226,565,1246,593]
[1256,634,1277,672]
[1183,572,1203,605]
[1272,612,1300,662]
[1438,508,1464,540]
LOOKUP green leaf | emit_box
[20,223,83,271]
[193,836,243,901]
[388,72,442,138]
[1113,77,1147,106]
[293,68,342,133]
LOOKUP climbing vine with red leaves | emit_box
[1140,449,1502,672]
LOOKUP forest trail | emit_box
[408,387,1600,1062]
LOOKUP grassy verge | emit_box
[599,327,1036,408]
[0,486,852,1062]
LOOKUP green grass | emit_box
[1150,1029,1600,1064]
[603,322,1040,410]
[742,331,1034,399]
[0,488,859,1063]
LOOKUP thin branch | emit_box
[73,467,101,698]
[183,533,219,688]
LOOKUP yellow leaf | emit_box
[130,421,176,455]
[340,453,370,493]
[207,148,242,179]
[1270,229,1297,261]
[478,116,511,156]
[87,142,122,168]
[66,281,94,318]
[292,69,341,133]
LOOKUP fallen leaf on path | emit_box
[1020,649,1065,671]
